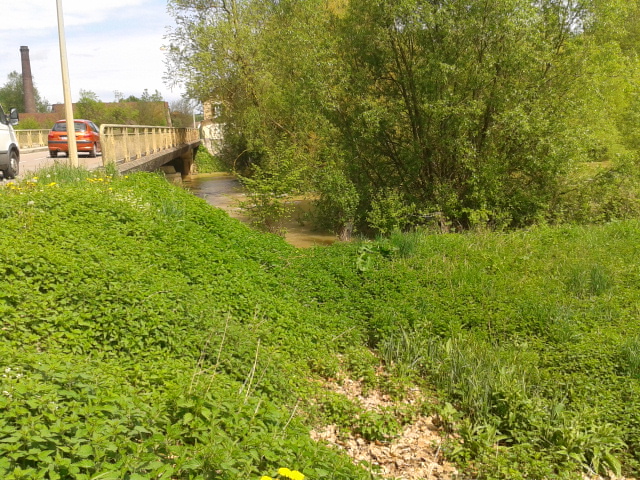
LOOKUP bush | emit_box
[193,145,226,173]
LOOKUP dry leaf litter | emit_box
[309,373,636,480]
[310,374,459,480]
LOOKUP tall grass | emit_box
[621,336,640,380]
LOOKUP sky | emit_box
[0,0,185,107]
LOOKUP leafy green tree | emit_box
[74,89,171,126]
[170,98,195,128]
[76,89,108,123]
[0,71,49,112]
[167,0,343,231]
[167,0,640,231]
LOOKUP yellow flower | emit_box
[277,468,304,480]
[278,468,292,478]
[47,182,57,187]
[260,477,273,480]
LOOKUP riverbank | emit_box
[183,172,337,248]
[2,166,640,479]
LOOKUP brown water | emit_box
[182,173,337,248]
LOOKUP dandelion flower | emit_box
[260,477,273,480]
[277,468,304,480]
[278,468,292,478]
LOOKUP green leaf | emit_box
[90,471,121,480]
[180,459,203,471]
[76,444,93,458]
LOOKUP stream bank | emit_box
[182,173,337,248]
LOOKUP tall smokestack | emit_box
[20,46,37,113]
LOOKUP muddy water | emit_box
[183,173,337,248]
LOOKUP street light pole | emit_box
[56,0,78,167]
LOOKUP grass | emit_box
[1,165,640,479]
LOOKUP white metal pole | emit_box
[56,0,78,167]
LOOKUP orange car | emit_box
[48,119,101,158]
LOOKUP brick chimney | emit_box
[20,46,37,113]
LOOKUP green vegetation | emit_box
[193,145,226,174]
[2,166,640,479]
[167,0,640,234]
[75,90,170,127]
[0,71,48,113]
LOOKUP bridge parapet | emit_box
[99,125,200,167]
[16,129,50,149]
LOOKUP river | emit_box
[182,173,337,248]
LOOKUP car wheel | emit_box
[89,143,97,158]
[5,150,19,179]
[50,150,57,158]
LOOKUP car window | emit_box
[0,106,7,125]
[52,121,88,132]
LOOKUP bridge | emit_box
[15,125,201,177]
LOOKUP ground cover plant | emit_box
[283,226,640,479]
[0,168,371,480]
[2,166,640,479]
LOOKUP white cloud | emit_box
[3,0,149,30]
[0,0,183,107]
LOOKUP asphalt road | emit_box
[1,149,104,183]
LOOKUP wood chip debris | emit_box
[310,375,459,480]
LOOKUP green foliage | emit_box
[193,145,225,173]
[366,189,416,236]
[620,336,640,380]
[552,154,640,224]
[0,167,374,480]
[75,90,168,126]
[167,0,640,231]
[379,327,425,378]
[4,165,640,478]
[237,141,309,235]
[313,166,359,240]
[281,221,640,477]
[0,71,48,113]
[12,117,41,130]
[565,264,614,298]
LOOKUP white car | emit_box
[0,104,20,179]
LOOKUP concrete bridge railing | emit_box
[16,129,50,149]
[99,125,200,167]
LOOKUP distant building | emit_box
[201,100,224,154]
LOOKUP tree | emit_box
[170,98,195,128]
[76,89,107,124]
[167,0,348,232]
[166,0,640,231]
[0,71,49,112]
